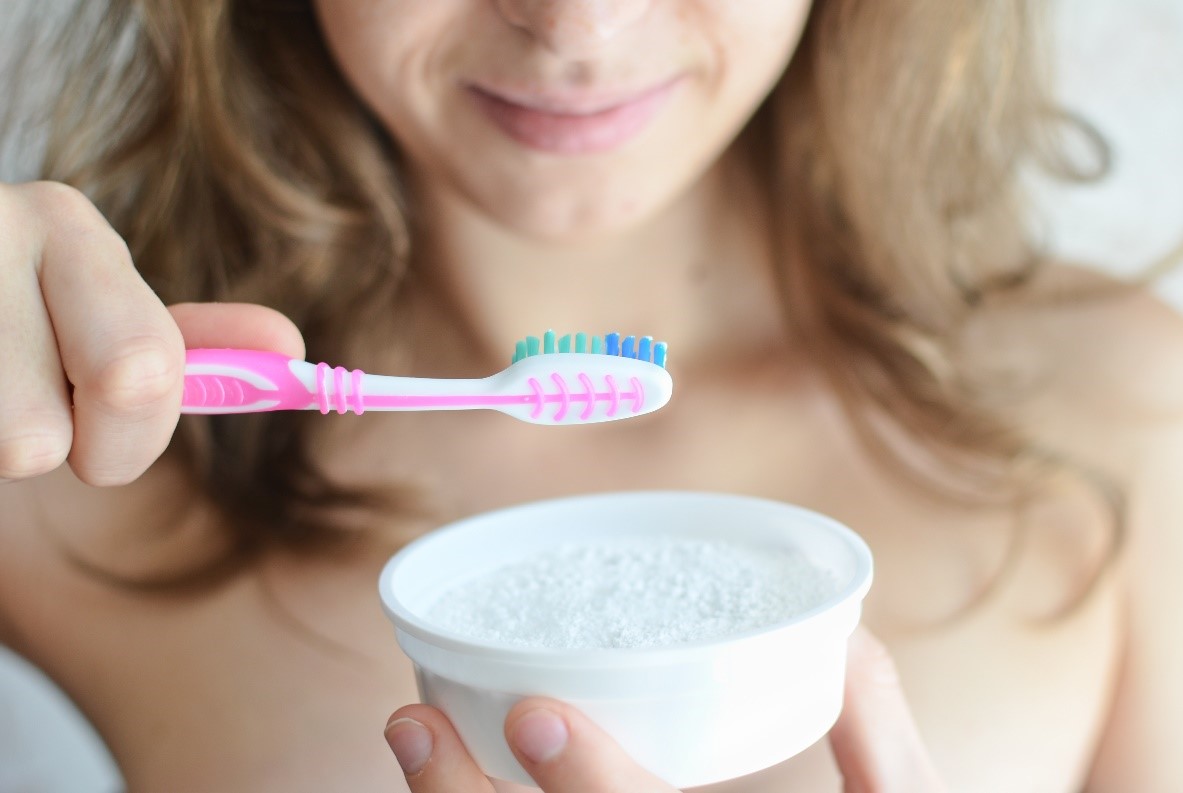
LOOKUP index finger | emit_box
[30,183,185,486]
[828,627,947,793]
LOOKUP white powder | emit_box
[426,536,839,650]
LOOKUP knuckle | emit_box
[71,220,133,269]
[19,182,129,257]
[72,459,149,488]
[0,427,71,481]
[22,181,101,222]
[88,337,185,415]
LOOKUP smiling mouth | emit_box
[464,78,683,156]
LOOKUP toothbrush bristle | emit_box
[512,330,668,368]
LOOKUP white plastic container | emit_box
[377,490,873,788]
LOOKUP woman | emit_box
[0,0,1179,790]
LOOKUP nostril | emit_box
[492,0,652,55]
[492,0,534,31]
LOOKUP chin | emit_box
[489,201,651,243]
[466,172,682,244]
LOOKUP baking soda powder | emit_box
[426,536,839,650]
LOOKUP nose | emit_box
[493,0,652,57]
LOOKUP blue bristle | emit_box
[605,333,621,356]
[515,330,667,367]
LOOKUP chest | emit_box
[30,378,1122,792]
[48,550,1117,793]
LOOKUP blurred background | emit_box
[1,0,1181,790]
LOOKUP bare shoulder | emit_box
[965,263,1183,454]
[967,265,1183,788]
[0,456,215,654]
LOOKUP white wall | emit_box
[1024,0,1183,307]
[0,646,121,792]
[0,1,1180,791]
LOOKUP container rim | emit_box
[378,490,874,666]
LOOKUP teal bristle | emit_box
[511,331,667,368]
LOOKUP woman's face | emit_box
[313,0,813,239]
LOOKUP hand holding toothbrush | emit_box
[0,181,304,486]
[0,181,671,488]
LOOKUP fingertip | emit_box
[846,625,878,670]
[505,695,564,724]
[846,625,903,692]
[383,704,497,792]
[388,703,445,731]
[506,702,570,766]
[385,714,433,777]
[848,624,881,650]
[169,302,306,359]
[504,698,671,791]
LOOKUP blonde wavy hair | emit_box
[6,0,1116,588]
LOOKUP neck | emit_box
[404,149,788,374]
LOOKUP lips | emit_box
[464,78,682,155]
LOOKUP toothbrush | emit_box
[181,331,672,425]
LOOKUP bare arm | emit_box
[0,180,302,656]
[968,266,1183,791]
[1085,411,1183,791]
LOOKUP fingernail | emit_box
[385,717,432,776]
[511,708,569,764]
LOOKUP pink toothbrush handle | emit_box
[181,346,673,423]
[182,349,364,415]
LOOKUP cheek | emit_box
[704,0,814,95]
[311,0,459,137]
[308,0,814,240]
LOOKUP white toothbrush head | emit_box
[496,331,673,425]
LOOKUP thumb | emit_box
[168,302,305,359]
[829,627,946,793]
